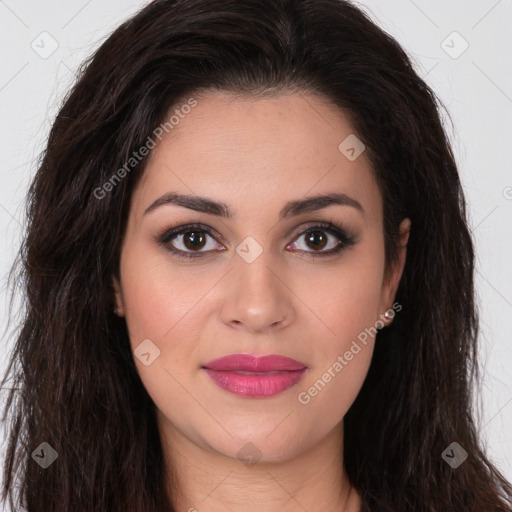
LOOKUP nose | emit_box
[219,249,295,334]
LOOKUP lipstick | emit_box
[202,354,307,398]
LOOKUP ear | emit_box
[378,217,411,323]
[112,275,125,316]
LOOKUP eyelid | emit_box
[157,222,223,245]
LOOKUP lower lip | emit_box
[203,368,307,397]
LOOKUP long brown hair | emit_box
[2,0,511,510]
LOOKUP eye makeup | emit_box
[155,219,358,260]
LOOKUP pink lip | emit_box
[202,354,307,398]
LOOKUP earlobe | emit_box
[112,276,125,316]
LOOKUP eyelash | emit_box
[156,221,357,260]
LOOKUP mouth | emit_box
[201,354,307,398]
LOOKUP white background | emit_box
[1,0,511,504]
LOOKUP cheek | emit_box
[119,254,210,433]
[293,252,384,419]
[120,250,212,347]
[293,312,377,434]
[296,248,385,351]
[118,248,202,379]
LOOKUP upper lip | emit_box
[202,354,307,372]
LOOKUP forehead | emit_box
[131,91,382,223]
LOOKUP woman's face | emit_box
[114,91,409,463]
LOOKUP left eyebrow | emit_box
[279,192,365,219]
[143,191,365,219]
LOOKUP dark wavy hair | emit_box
[1,0,511,510]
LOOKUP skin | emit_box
[113,91,410,512]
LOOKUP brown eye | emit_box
[289,227,343,255]
[182,231,208,251]
[167,230,220,254]
[286,222,358,258]
[304,230,328,251]
[157,223,224,258]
